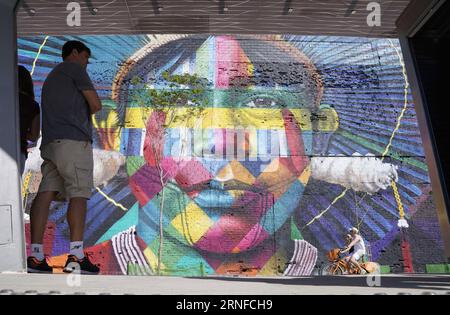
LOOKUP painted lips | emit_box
[187,179,267,210]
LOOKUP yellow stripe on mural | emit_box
[31,35,49,76]
[143,247,164,273]
[259,247,288,276]
[92,110,122,151]
[171,202,215,245]
[124,107,313,129]
[95,187,128,211]
[299,165,311,186]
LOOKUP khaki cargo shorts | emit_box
[38,139,94,200]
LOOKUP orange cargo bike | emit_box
[321,248,380,275]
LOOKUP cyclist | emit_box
[341,227,366,274]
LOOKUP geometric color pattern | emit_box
[20,34,448,276]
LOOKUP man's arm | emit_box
[342,236,359,253]
[26,114,40,142]
[71,64,102,114]
[347,236,360,249]
[82,90,102,114]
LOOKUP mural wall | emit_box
[19,34,448,275]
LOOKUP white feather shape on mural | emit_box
[310,153,398,194]
[23,138,126,192]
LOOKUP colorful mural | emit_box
[19,34,448,276]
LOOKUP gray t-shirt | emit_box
[41,61,95,146]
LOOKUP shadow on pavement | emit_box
[185,275,450,291]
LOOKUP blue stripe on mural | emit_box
[305,204,337,251]
[371,194,401,219]
[329,205,355,232]
[339,119,423,145]
[260,180,304,235]
[338,126,425,156]
[358,200,392,232]
[96,202,139,244]
[338,193,385,238]
[125,129,142,156]
[399,166,430,183]
[120,128,129,155]
[194,189,235,209]
[329,140,356,156]
[332,135,372,155]
[137,199,171,245]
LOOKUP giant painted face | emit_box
[17,34,444,276]
[115,35,337,256]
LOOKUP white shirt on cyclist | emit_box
[349,234,366,260]
[353,235,365,253]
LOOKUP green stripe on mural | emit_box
[127,89,309,109]
[126,156,146,177]
[101,99,118,108]
[425,264,450,274]
[380,265,391,274]
[340,130,428,171]
[195,39,210,79]
[291,217,303,241]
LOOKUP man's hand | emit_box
[82,90,102,114]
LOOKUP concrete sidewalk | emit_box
[1,273,450,295]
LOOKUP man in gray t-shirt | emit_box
[28,41,102,275]
[41,59,95,146]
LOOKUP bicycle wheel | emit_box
[322,263,344,275]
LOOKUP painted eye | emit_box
[246,98,277,108]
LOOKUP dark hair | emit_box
[18,65,35,100]
[62,40,91,60]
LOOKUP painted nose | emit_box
[214,165,234,182]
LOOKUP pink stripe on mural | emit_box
[214,129,226,159]
[280,109,309,176]
[174,159,213,188]
[234,223,270,252]
[195,213,257,253]
[144,111,166,167]
[129,164,164,207]
[194,222,238,253]
[401,240,415,273]
[215,36,251,89]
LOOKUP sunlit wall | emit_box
[18,34,448,275]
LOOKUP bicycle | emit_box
[321,248,379,275]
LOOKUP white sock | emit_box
[70,241,84,259]
[31,244,44,261]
